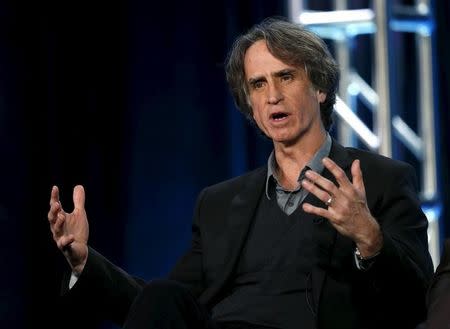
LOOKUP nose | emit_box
[267,82,283,104]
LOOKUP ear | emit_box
[317,90,327,104]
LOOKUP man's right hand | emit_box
[48,185,89,275]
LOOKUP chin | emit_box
[272,135,296,145]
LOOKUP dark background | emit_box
[0,0,448,328]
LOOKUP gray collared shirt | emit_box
[265,134,332,215]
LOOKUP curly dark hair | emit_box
[225,17,340,131]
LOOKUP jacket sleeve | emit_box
[59,247,145,327]
[361,162,434,326]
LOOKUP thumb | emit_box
[73,185,86,210]
[351,160,365,194]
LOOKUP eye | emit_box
[254,81,264,89]
[280,73,293,82]
[250,80,265,90]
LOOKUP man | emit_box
[48,18,433,329]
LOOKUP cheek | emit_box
[249,98,262,120]
[251,107,266,131]
[252,109,262,124]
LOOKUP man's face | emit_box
[244,40,326,146]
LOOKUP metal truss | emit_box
[288,0,441,267]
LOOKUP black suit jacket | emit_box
[62,141,433,329]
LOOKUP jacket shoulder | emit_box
[192,166,266,214]
[345,147,416,175]
[202,166,266,195]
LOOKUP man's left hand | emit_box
[301,157,383,258]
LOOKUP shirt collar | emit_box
[265,133,332,199]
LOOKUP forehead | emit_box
[243,40,297,79]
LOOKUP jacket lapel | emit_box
[223,167,267,267]
[200,167,267,306]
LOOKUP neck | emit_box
[273,131,327,190]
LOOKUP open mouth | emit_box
[270,112,289,121]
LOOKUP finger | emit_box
[73,185,85,210]
[57,234,75,250]
[322,157,352,189]
[53,212,65,236]
[50,185,60,206]
[47,201,61,223]
[351,159,366,194]
[302,202,329,218]
[301,178,334,205]
[304,170,339,197]
[49,185,66,215]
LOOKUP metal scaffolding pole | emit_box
[373,0,392,157]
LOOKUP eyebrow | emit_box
[247,68,298,85]
[247,76,264,86]
[273,68,297,77]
